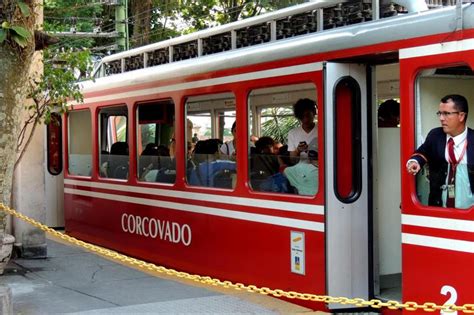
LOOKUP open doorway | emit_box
[373,63,402,300]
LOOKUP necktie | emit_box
[448,138,457,165]
[446,138,456,207]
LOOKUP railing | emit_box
[94,0,465,78]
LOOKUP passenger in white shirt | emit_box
[287,98,318,161]
[220,121,236,160]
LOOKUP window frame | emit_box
[135,99,176,184]
[247,82,319,196]
[47,112,63,176]
[333,76,362,203]
[97,104,130,180]
[67,109,92,177]
[184,92,237,189]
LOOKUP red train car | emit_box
[51,1,474,312]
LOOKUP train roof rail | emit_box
[93,0,462,78]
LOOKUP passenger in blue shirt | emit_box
[188,139,236,188]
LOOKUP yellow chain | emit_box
[1,203,473,313]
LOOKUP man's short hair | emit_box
[441,94,469,120]
[293,98,317,120]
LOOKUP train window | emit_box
[47,113,62,176]
[98,105,129,180]
[414,65,474,208]
[188,112,212,141]
[136,100,176,183]
[248,83,318,196]
[185,93,237,189]
[334,77,362,202]
[68,110,92,176]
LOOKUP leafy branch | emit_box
[15,48,93,169]
[0,1,32,48]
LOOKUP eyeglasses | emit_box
[436,111,461,117]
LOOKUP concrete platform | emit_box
[0,237,318,314]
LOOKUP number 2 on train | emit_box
[441,285,458,315]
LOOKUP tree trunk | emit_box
[130,0,153,48]
[0,39,34,242]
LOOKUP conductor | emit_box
[406,94,474,209]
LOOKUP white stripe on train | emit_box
[402,233,474,253]
[402,214,474,233]
[64,187,325,232]
[64,179,324,215]
[400,38,474,59]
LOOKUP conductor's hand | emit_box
[406,160,420,175]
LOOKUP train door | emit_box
[324,62,370,308]
[400,40,474,309]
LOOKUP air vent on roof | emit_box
[202,32,232,55]
[173,41,198,61]
[147,48,169,67]
[94,0,461,79]
[381,2,399,17]
[105,60,121,75]
[323,2,372,29]
[125,54,143,72]
[276,11,318,40]
[426,0,457,9]
[236,22,271,48]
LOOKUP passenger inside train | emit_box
[250,136,291,193]
[177,86,319,193]
[188,138,236,188]
[66,85,319,193]
[220,121,237,160]
[284,149,319,196]
[378,99,400,128]
[287,98,318,162]
[107,141,129,179]
[277,145,291,172]
[139,143,175,183]
[247,84,318,195]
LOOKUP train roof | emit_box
[82,2,474,94]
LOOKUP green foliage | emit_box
[18,2,31,17]
[11,25,30,38]
[43,0,306,51]
[260,107,298,144]
[0,29,6,43]
[130,0,306,47]
[31,49,93,124]
[44,0,104,49]
[141,124,157,148]
[174,0,306,32]
[0,8,32,48]
[15,47,93,167]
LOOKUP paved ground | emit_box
[1,238,316,314]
